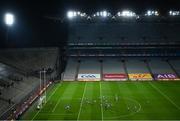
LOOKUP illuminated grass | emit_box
[21,81,180,120]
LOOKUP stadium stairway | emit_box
[0,100,9,116]
[100,60,103,81]
[123,60,129,80]
[144,59,155,80]
[169,59,180,76]
[167,60,180,77]
[63,58,78,81]
[75,60,81,81]
[149,59,175,74]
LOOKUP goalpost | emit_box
[37,69,47,110]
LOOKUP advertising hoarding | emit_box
[154,74,179,80]
[78,74,101,81]
[128,73,153,80]
[103,74,127,81]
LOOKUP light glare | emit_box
[67,11,74,18]
[145,10,159,16]
[67,11,86,19]
[102,11,107,17]
[117,10,136,17]
[169,10,180,16]
[94,11,110,18]
[4,13,14,26]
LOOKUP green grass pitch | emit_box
[21,81,180,120]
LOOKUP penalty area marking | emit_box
[31,84,61,120]
[39,113,73,116]
[52,91,63,112]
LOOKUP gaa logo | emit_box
[81,74,97,78]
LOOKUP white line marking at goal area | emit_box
[52,86,64,113]
[99,81,104,121]
[31,84,61,121]
[77,82,87,121]
[149,82,180,110]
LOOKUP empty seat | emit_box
[63,58,78,81]
[126,59,149,73]
[170,59,180,76]
[103,58,125,74]
[149,59,174,74]
[78,58,100,74]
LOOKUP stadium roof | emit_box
[0,0,179,48]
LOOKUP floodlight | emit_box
[73,12,77,16]
[155,11,159,16]
[169,10,180,16]
[77,11,80,15]
[147,10,151,16]
[169,11,172,15]
[67,11,86,19]
[100,12,103,16]
[67,11,74,19]
[102,11,107,17]
[4,13,14,26]
[82,13,86,17]
[94,11,110,18]
[117,10,136,17]
[117,12,121,16]
[97,12,100,16]
[122,11,132,16]
[122,11,129,16]
[145,10,159,16]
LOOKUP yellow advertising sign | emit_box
[128,73,153,80]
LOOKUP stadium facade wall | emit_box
[68,23,180,44]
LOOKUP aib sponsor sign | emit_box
[78,74,100,81]
[154,74,179,80]
[103,74,127,81]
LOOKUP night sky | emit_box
[0,0,179,48]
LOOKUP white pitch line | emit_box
[31,84,61,120]
[99,82,104,121]
[40,113,73,116]
[149,82,180,110]
[52,95,62,112]
[77,82,87,121]
[52,83,65,112]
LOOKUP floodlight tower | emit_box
[4,13,15,42]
